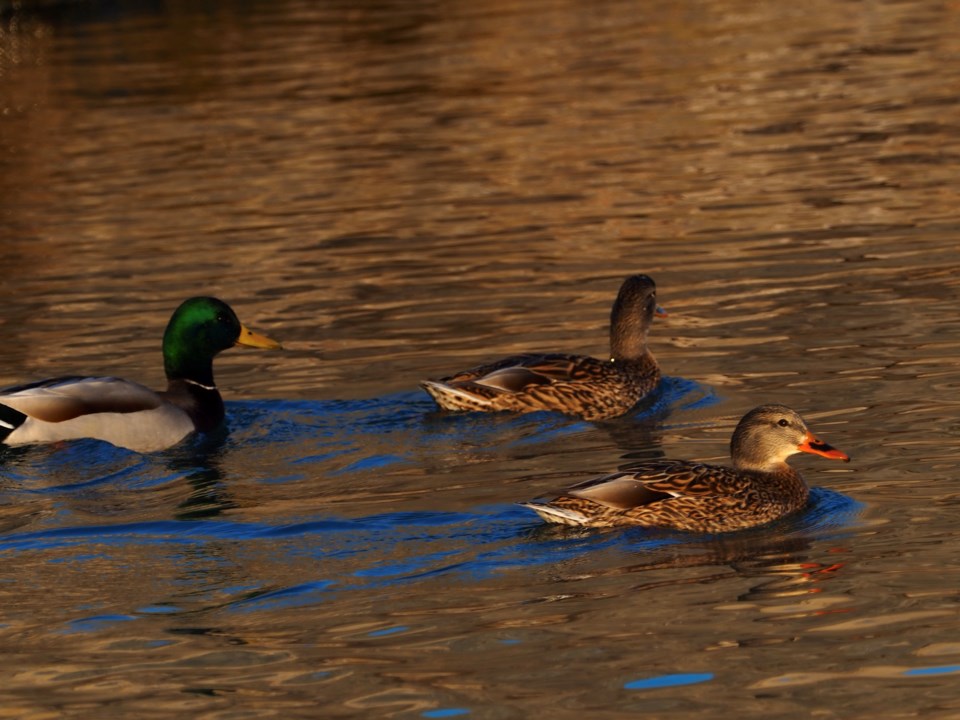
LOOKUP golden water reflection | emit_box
[3,0,960,716]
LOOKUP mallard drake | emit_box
[0,297,281,453]
[521,404,850,532]
[421,274,664,421]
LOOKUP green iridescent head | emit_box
[162,297,281,385]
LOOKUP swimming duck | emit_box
[0,297,281,453]
[521,404,850,532]
[421,274,664,421]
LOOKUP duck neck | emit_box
[163,377,225,433]
[732,456,794,474]
[166,361,216,389]
[164,345,217,388]
[610,323,650,362]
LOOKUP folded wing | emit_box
[0,376,163,423]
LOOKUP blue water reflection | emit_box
[0,376,864,632]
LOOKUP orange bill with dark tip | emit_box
[798,432,850,462]
[235,323,283,350]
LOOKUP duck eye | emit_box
[777,419,790,427]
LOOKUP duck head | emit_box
[162,297,281,386]
[609,274,664,361]
[731,404,850,472]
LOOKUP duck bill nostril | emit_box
[797,433,850,463]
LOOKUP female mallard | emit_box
[521,405,850,532]
[0,297,281,453]
[421,274,664,421]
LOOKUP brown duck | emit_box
[521,405,850,532]
[421,274,664,421]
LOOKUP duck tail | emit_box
[0,403,27,443]
[518,501,589,527]
[420,380,492,411]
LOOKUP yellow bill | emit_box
[236,322,283,350]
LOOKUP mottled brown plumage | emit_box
[421,274,662,421]
[521,405,850,533]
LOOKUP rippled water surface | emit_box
[3,0,960,716]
